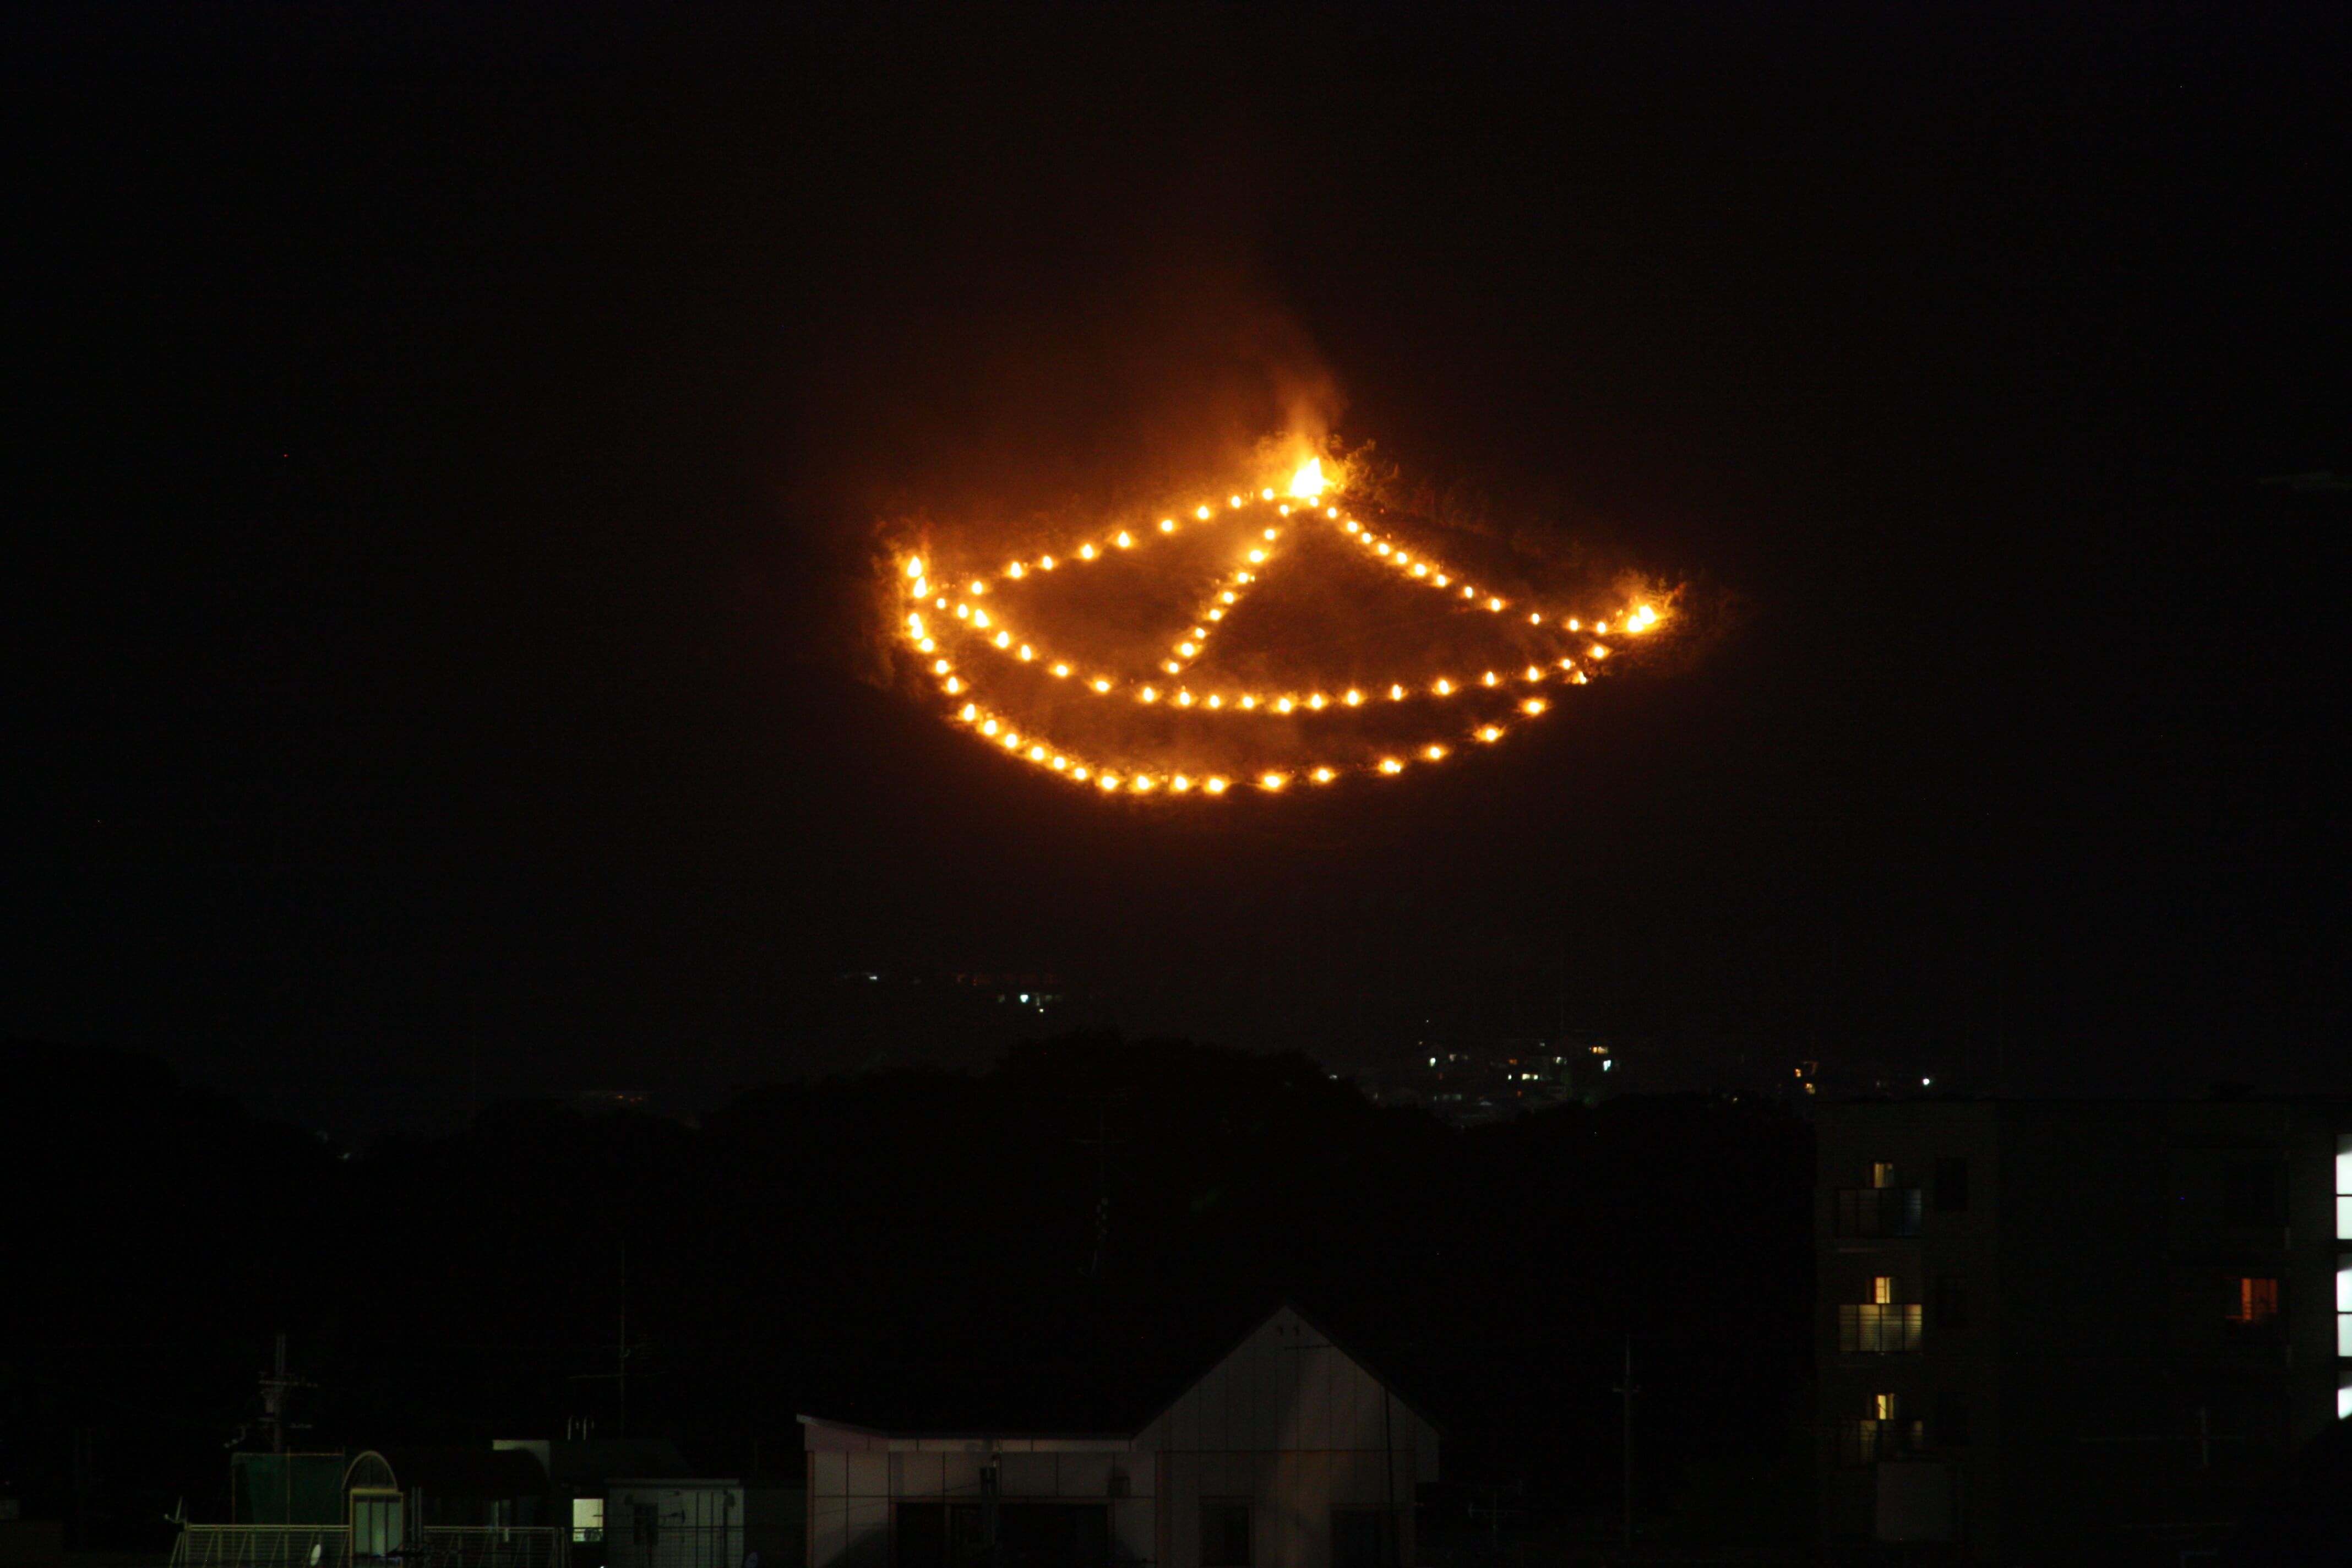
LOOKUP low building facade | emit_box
[803,1306,1437,1568]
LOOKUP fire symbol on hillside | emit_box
[894,451,1667,798]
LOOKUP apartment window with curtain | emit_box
[1839,1276,1923,1353]
[2227,1276,2280,1329]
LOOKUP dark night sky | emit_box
[8,5,2346,1132]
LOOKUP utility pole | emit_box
[1611,1338,1637,1559]
[1075,1098,1127,1279]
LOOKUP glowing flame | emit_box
[902,455,1667,801]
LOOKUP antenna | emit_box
[257,1332,316,1454]
[570,1243,649,1435]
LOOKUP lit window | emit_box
[2338,1264,2352,1357]
[571,1498,604,1544]
[2227,1276,2279,1326]
[1870,1162,1898,1190]
[1839,1284,1923,1353]
[2337,1136,2352,1239]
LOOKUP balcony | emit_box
[1838,1302,1923,1354]
[1838,1418,1925,1467]
[1836,1187,1922,1238]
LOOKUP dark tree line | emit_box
[4,1037,1813,1550]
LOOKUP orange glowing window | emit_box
[2230,1276,2280,1325]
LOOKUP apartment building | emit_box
[1816,1097,2349,1562]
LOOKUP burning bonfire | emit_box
[892,450,1667,797]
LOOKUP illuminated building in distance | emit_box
[1815,1096,2351,1561]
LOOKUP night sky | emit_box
[10,6,2347,1134]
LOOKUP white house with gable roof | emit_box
[802,1305,1439,1568]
